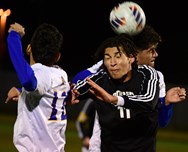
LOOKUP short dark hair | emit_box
[30,23,63,66]
[133,25,162,51]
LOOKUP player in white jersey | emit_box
[7,22,70,152]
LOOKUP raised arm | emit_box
[7,23,37,91]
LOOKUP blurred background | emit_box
[1,0,188,151]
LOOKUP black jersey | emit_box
[74,65,160,152]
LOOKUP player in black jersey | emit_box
[73,25,186,152]
[71,34,160,152]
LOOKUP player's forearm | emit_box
[7,31,37,91]
[158,97,173,127]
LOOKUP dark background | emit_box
[1,0,188,133]
[1,0,188,84]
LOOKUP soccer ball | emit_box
[109,1,146,36]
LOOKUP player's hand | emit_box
[5,87,21,103]
[165,87,186,105]
[83,137,90,149]
[71,88,80,104]
[86,78,118,104]
[8,22,25,37]
[70,83,80,104]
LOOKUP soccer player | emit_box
[72,25,186,152]
[71,34,161,152]
[7,22,70,152]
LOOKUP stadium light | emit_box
[0,9,11,56]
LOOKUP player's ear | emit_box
[26,44,31,55]
[55,52,61,62]
[129,54,135,64]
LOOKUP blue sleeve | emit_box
[158,97,173,128]
[72,60,103,84]
[65,69,93,103]
[7,31,37,91]
[72,70,92,84]
[74,69,106,96]
[65,69,92,103]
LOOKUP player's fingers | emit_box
[179,89,186,96]
[12,97,19,101]
[5,97,11,103]
[5,96,19,103]
[89,88,95,95]
[86,78,98,89]
[179,96,186,100]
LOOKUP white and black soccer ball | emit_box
[109,1,146,36]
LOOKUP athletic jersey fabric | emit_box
[89,112,101,152]
[74,66,160,152]
[72,61,172,128]
[7,31,70,152]
[157,71,173,127]
[89,71,172,152]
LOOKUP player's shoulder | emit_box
[156,70,164,78]
[32,63,68,79]
[138,65,157,72]
[52,65,68,75]
[32,63,64,71]
[137,65,159,79]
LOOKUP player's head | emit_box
[30,23,63,66]
[94,34,137,81]
[133,25,162,67]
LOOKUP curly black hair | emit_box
[93,33,137,67]
[30,23,63,66]
[133,25,162,51]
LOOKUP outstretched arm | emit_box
[158,87,186,127]
[7,22,37,91]
[72,65,160,110]
[71,77,119,105]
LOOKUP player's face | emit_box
[136,44,158,68]
[103,46,135,82]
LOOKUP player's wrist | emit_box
[115,96,124,106]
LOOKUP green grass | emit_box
[1,114,188,152]
[157,129,188,152]
[0,114,17,152]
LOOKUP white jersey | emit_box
[157,70,166,98]
[14,63,70,152]
[89,70,166,151]
[89,112,101,152]
[87,60,103,73]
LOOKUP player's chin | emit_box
[149,61,155,68]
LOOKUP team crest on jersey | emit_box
[113,90,134,96]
